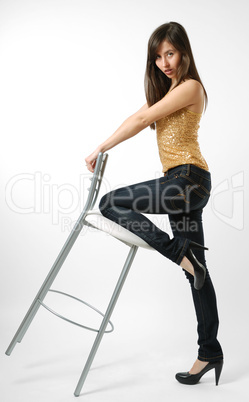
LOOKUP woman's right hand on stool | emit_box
[85,148,101,173]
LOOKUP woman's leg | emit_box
[99,164,223,373]
[169,210,223,363]
[99,175,189,264]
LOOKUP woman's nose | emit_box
[162,57,169,67]
[163,57,169,67]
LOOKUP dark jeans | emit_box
[99,164,223,362]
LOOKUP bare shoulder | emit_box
[181,79,204,112]
[142,79,205,123]
[170,79,204,100]
[181,79,203,95]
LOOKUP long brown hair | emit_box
[145,22,208,129]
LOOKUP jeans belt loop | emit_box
[186,164,190,176]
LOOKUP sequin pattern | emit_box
[156,107,209,173]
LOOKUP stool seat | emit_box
[85,210,154,250]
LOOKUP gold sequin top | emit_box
[156,107,209,173]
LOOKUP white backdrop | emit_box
[1,1,248,401]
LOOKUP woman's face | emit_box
[155,40,181,81]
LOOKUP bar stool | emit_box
[5,152,154,397]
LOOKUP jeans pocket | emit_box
[175,173,211,211]
[181,172,211,196]
[170,184,192,212]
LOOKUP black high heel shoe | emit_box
[175,359,224,386]
[186,241,208,291]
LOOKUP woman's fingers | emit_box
[85,152,98,172]
[85,159,95,172]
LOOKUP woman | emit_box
[85,22,223,386]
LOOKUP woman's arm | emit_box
[85,102,148,172]
[85,80,202,172]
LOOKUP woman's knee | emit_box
[99,190,117,213]
[99,193,109,213]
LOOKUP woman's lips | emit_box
[165,69,173,74]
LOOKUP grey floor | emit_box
[1,304,248,402]
[2,222,248,402]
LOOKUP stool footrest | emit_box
[38,289,114,333]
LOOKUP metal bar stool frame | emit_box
[5,152,152,397]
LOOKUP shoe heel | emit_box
[214,360,223,386]
[189,241,209,251]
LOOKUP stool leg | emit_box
[74,245,138,397]
[5,212,89,356]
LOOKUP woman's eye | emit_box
[168,52,173,56]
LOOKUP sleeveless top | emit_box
[156,107,209,173]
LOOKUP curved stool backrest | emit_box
[87,152,109,212]
[69,152,108,236]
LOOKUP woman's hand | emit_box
[85,148,101,173]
